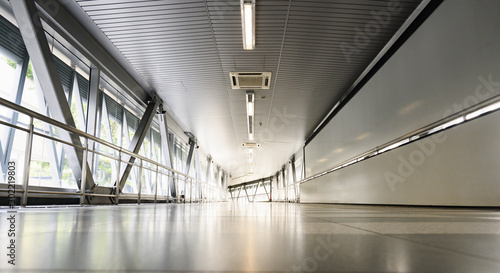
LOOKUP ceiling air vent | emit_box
[230,72,271,89]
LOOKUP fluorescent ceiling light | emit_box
[247,101,254,116]
[241,0,255,50]
[246,91,255,141]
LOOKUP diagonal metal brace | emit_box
[117,97,160,191]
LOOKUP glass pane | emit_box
[0,123,27,185]
[122,161,139,194]
[0,54,19,118]
[95,154,114,188]
[28,136,56,187]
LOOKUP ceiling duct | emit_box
[230,72,271,89]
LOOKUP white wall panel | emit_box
[301,110,500,206]
[305,0,500,176]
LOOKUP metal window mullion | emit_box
[115,149,121,204]
[158,112,176,198]
[152,139,162,197]
[121,110,137,193]
[1,55,29,177]
[72,73,86,130]
[101,96,118,178]
[67,69,76,112]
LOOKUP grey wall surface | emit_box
[305,0,500,177]
[301,110,500,206]
[302,0,500,206]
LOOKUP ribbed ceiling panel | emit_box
[76,0,422,181]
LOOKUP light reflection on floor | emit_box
[1,203,500,272]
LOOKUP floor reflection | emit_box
[0,203,499,272]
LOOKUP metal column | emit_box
[281,167,287,201]
[193,147,202,200]
[290,155,298,202]
[21,117,34,206]
[215,165,220,188]
[86,67,100,175]
[205,157,212,200]
[158,107,176,198]
[184,138,195,175]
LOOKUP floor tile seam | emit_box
[298,212,500,265]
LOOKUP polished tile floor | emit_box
[1,202,500,272]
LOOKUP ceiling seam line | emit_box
[203,0,240,149]
[265,0,292,135]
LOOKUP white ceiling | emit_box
[72,0,422,185]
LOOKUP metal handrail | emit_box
[277,93,500,203]
[0,97,218,186]
[0,97,227,204]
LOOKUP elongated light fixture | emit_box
[246,91,255,140]
[241,0,255,50]
[248,148,254,162]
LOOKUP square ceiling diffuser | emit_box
[229,72,271,89]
